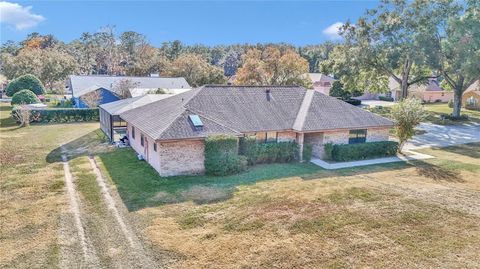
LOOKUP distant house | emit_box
[308,73,335,95]
[463,80,480,110]
[120,85,393,176]
[389,77,453,102]
[68,75,191,108]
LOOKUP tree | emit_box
[6,74,45,96]
[328,0,451,99]
[80,90,102,108]
[112,79,140,99]
[11,89,40,105]
[391,98,426,152]
[12,107,31,127]
[329,81,362,100]
[235,47,311,88]
[431,0,480,118]
[1,49,77,90]
[165,53,226,87]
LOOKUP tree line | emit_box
[1,0,478,117]
[0,27,332,89]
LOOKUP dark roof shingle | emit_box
[121,85,393,140]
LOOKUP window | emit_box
[349,129,367,144]
[153,143,157,152]
[131,126,135,139]
[255,132,277,143]
[140,134,144,147]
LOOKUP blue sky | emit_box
[1,1,378,46]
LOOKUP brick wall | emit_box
[158,140,205,177]
[277,131,296,142]
[367,128,390,142]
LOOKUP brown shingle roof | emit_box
[120,85,393,140]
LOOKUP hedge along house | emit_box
[120,85,394,177]
[68,75,191,108]
[99,94,177,141]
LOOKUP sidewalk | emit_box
[310,150,434,170]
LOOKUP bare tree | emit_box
[112,79,139,99]
[12,108,31,127]
[80,90,102,107]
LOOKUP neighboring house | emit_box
[99,94,176,141]
[463,81,480,110]
[387,77,453,102]
[68,75,191,108]
[120,86,393,177]
[356,77,454,102]
[308,73,335,95]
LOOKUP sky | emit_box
[0,1,379,46]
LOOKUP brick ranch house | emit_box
[120,86,394,176]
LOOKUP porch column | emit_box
[297,133,305,162]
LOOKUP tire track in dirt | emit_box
[59,154,101,268]
[88,156,159,268]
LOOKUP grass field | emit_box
[97,143,480,268]
[0,103,104,268]
[2,101,480,268]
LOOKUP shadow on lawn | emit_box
[46,129,112,163]
[428,143,480,159]
[97,148,410,212]
[414,161,464,183]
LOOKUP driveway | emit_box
[360,100,396,107]
[404,122,480,150]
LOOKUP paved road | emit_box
[404,122,480,150]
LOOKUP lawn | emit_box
[0,103,104,268]
[2,100,480,268]
[96,142,480,268]
[368,102,480,125]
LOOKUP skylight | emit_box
[189,114,204,127]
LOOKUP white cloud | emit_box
[0,1,45,30]
[322,22,344,40]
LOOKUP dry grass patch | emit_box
[138,150,480,268]
[0,103,104,268]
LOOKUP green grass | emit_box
[70,157,106,215]
[368,103,480,125]
[98,148,322,211]
[424,103,480,124]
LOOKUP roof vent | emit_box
[189,114,204,131]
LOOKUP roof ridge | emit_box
[292,90,314,131]
[70,74,186,79]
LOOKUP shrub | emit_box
[448,99,454,108]
[11,108,99,124]
[6,74,46,96]
[239,137,298,165]
[204,135,247,176]
[239,136,257,164]
[324,142,334,160]
[344,99,361,106]
[330,141,399,162]
[11,90,40,105]
[379,96,394,102]
[391,98,426,152]
[302,144,313,162]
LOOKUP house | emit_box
[463,80,480,110]
[99,94,177,141]
[387,77,453,102]
[68,75,191,108]
[120,86,393,176]
[308,73,335,95]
